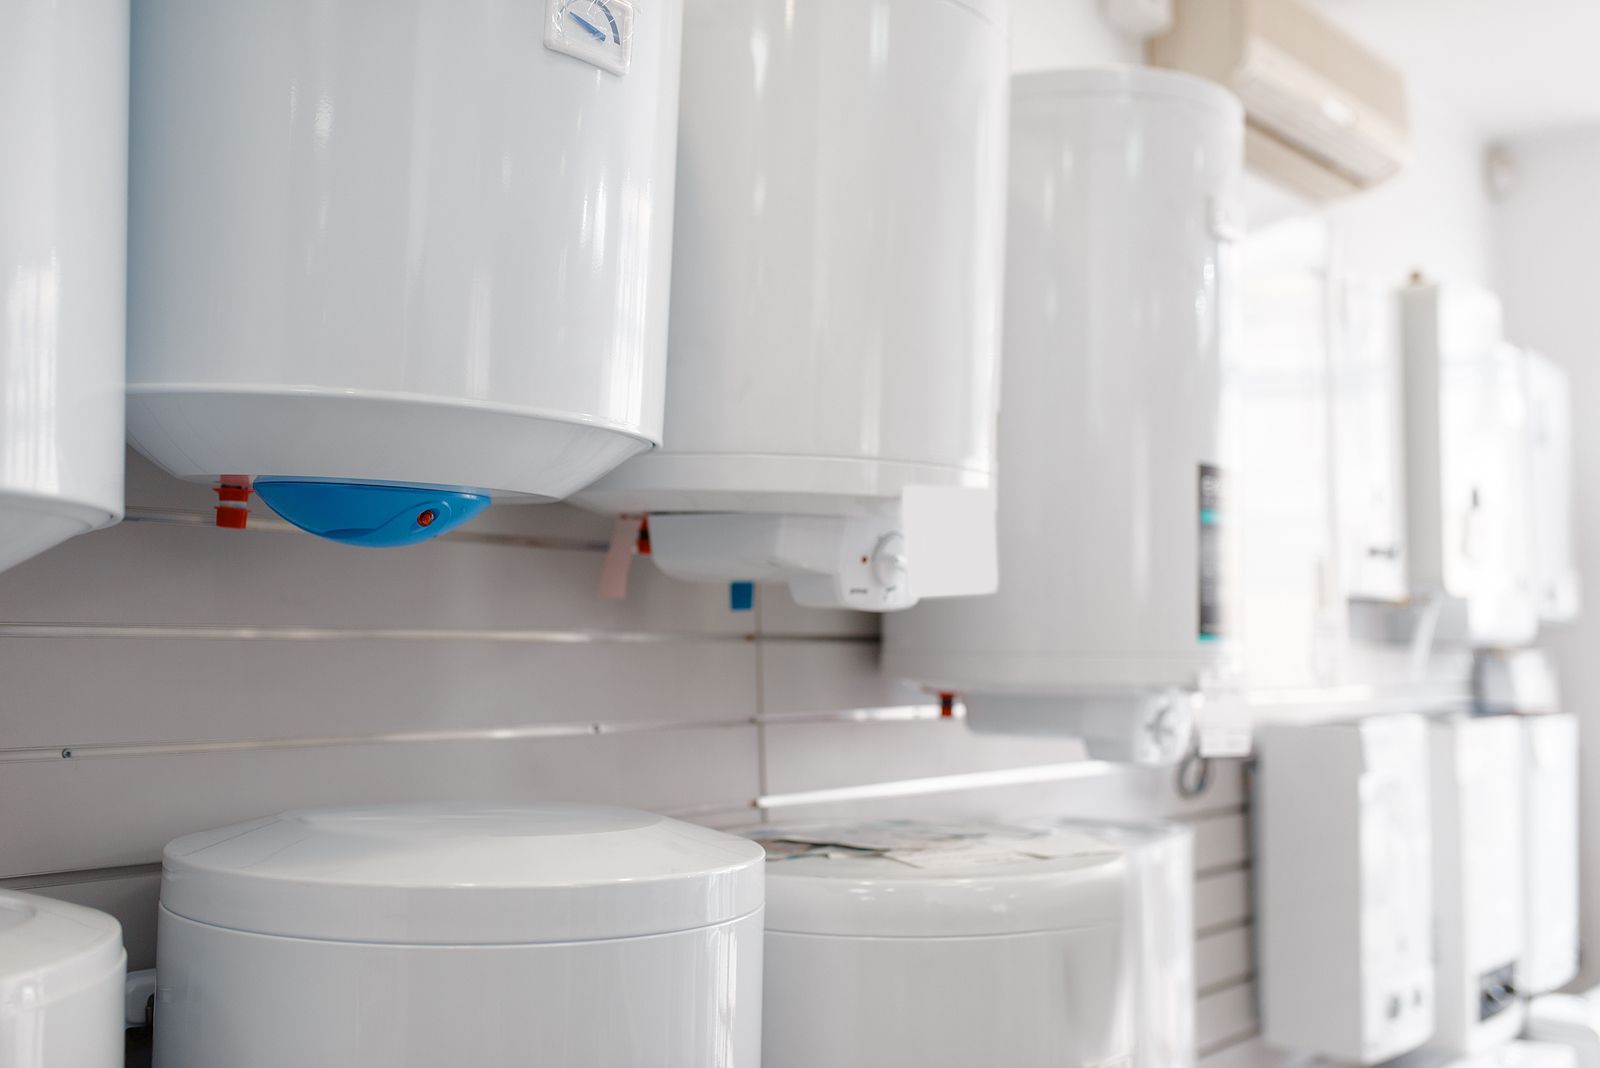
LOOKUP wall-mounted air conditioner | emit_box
[1149,0,1410,201]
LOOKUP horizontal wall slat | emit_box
[1195,869,1253,933]
[0,638,759,749]
[1197,981,1260,1054]
[1196,926,1255,992]
[0,727,761,877]
[1193,812,1251,872]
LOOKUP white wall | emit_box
[1493,124,1600,986]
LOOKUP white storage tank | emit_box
[575,0,1008,610]
[884,68,1244,759]
[0,890,127,1067]
[0,0,127,574]
[127,0,684,547]
[750,822,1130,1068]
[152,802,764,1067]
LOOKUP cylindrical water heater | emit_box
[127,0,683,546]
[752,822,1130,1068]
[577,0,1008,610]
[0,891,127,1068]
[884,68,1244,757]
[153,802,764,1067]
[0,0,127,574]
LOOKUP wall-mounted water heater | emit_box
[126,0,683,547]
[0,0,127,575]
[1520,713,1579,996]
[883,68,1243,759]
[1401,284,1540,645]
[574,0,1008,610]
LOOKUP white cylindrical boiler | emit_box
[576,0,1008,610]
[152,802,765,1067]
[0,891,128,1068]
[0,0,127,574]
[127,0,683,547]
[884,68,1244,758]
[752,822,1130,1068]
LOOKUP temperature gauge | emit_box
[545,0,635,76]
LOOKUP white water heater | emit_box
[1256,715,1435,1065]
[0,0,127,574]
[575,0,1008,610]
[127,0,683,547]
[153,802,764,1067]
[751,822,1130,1068]
[1521,713,1579,995]
[1430,714,1527,1055]
[883,68,1243,758]
[0,891,127,1068]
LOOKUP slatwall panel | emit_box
[0,452,1260,1063]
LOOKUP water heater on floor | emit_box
[750,822,1130,1068]
[574,0,1008,610]
[883,68,1243,757]
[0,891,127,1068]
[153,802,764,1067]
[0,0,127,574]
[127,0,683,547]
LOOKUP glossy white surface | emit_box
[127,0,682,498]
[574,0,1006,606]
[161,801,765,942]
[154,803,763,1067]
[884,68,1243,709]
[154,907,762,1068]
[755,822,1128,1068]
[0,0,127,574]
[580,0,1007,513]
[0,891,127,1068]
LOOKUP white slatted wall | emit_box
[1,452,1262,1057]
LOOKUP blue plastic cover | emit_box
[253,480,490,547]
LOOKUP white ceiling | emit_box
[1311,0,1600,139]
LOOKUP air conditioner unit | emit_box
[1149,0,1410,200]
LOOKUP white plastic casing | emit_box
[1256,715,1435,1065]
[1521,713,1580,995]
[126,0,683,500]
[1524,351,1581,623]
[0,0,127,574]
[1043,820,1196,1068]
[1401,284,1540,646]
[152,802,764,1067]
[751,823,1130,1068]
[0,891,127,1068]
[574,0,1008,609]
[1429,714,1527,1055]
[883,67,1243,745]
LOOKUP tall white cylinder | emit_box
[127,0,683,544]
[576,0,1008,609]
[884,68,1243,750]
[0,0,127,574]
[0,891,127,1068]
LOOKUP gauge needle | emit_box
[568,12,608,41]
